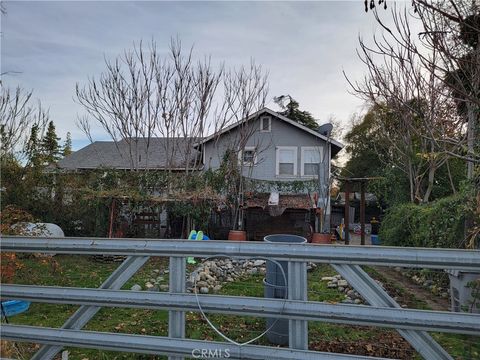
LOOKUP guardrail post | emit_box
[288,261,308,350]
[168,256,186,360]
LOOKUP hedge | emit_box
[379,194,467,248]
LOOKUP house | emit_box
[198,107,343,238]
[58,107,343,239]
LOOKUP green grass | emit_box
[2,256,479,359]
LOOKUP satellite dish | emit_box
[317,123,333,137]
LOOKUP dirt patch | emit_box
[311,331,415,359]
[374,267,450,311]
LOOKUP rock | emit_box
[354,299,362,304]
[334,274,342,279]
[342,298,354,304]
[331,278,338,283]
[130,284,142,291]
[226,277,234,282]
[253,260,265,267]
[423,280,434,287]
[327,282,338,288]
[347,290,355,297]
[213,285,222,293]
[200,287,209,294]
[321,276,334,281]
[441,292,449,299]
[145,282,154,289]
[164,270,170,274]
[247,268,258,275]
[196,281,208,288]
[337,280,348,287]
[394,267,402,272]
[153,269,160,274]
[338,286,345,292]
[147,285,159,292]
[160,284,169,291]
[156,276,164,282]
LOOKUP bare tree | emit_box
[76,38,270,221]
[0,86,49,161]
[346,1,475,202]
[153,38,222,174]
[76,40,162,170]
[371,1,480,178]
[209,61,269,230]
[76,39,225,174]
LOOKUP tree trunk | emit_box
[423,163,436,203]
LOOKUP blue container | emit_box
[371,235,381,245]
[1,300,31,317]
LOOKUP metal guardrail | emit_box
[2,236,480,270]
[1,235,480,360]
[2,285,479,334]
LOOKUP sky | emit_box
[1,1,395,150]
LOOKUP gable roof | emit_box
[197,107,344,155]
[57,138,200,170]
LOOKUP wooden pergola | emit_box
[335,176,383,245]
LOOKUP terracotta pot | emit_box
[311,232,331,244]
[228,230,247,241]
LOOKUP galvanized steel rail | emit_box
[1,324,389,360]
[3,236,480,270]
[2,284,479,334]
[1,235,480,360]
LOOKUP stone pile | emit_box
[130,258,269,293]
[131,260,318,294]
[186,258,267,294]
[321,274,384,305]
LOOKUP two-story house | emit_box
[198,107,343,240]
[58,107,343,240]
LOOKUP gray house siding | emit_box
[203,113,330,182]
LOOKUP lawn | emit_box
[1,255,479,359]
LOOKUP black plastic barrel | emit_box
[263,234,306,345]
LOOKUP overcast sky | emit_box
[1,1,394,150]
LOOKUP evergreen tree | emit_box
[274,95,319,130]
[25,124,42,166]
[41,121,61,164]
[63,132,72,157]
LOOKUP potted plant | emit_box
[219,149,247,241]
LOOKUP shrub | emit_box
[379,194,467,248]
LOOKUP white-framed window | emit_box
[301,146,323,177]
[239,146,257,166]
[276,146,297,176]
[260,116,271,132]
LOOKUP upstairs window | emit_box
[260,116,271,132]
[240,147,256,166]
[301,147,323,176]
[276,147,297,176]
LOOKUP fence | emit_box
[1,236,480,360]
